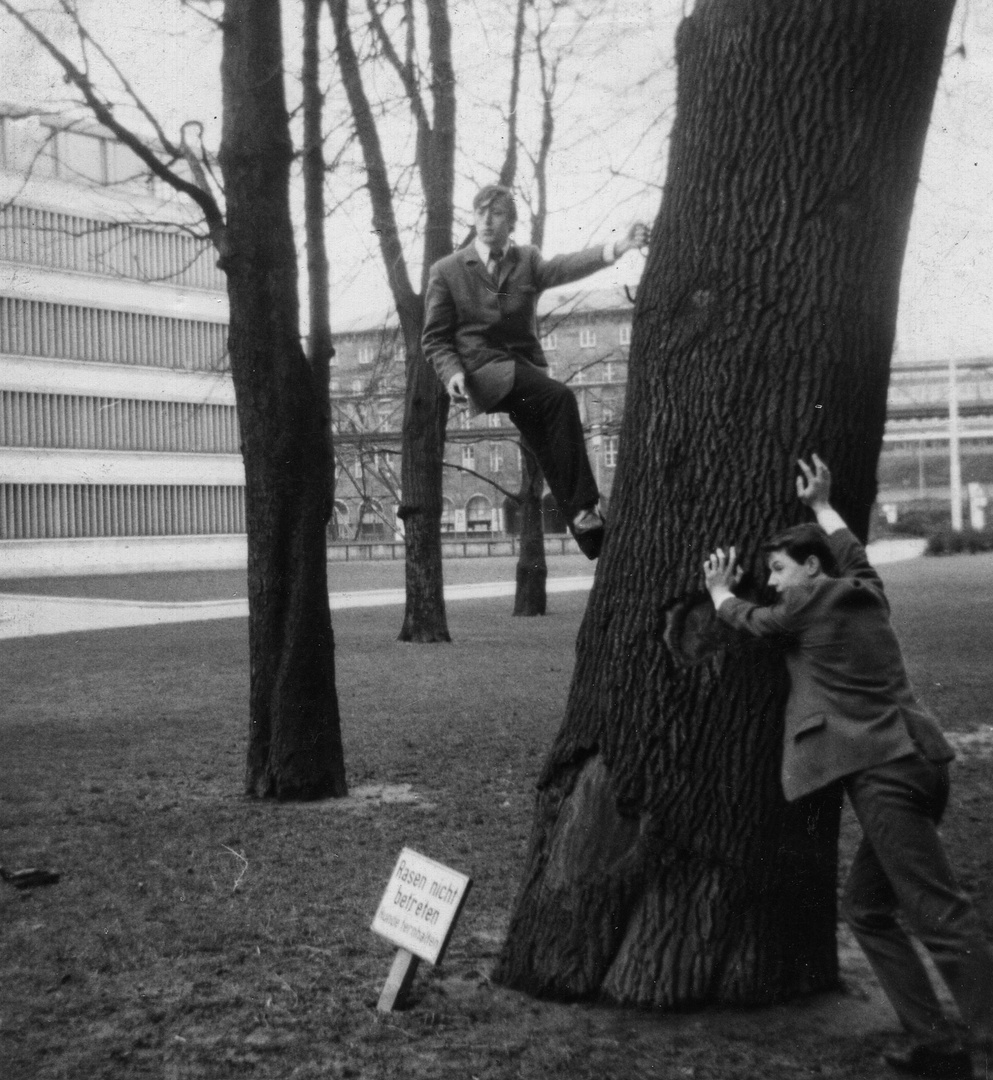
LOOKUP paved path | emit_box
[0,538,926,641]
[0,574,596,640]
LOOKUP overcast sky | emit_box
[1,0,989,361]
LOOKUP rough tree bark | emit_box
[221,0,347,798]
[495,0,954,1005]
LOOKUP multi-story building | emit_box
[3,111,990,578]
[881,359,993,513]
[1,106,238,578]
[332,298,993,536]
[330,286,635,540]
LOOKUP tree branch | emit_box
[327,0,416,310]
[0,0,226,251]
[179,0,224,30]
[303,0,335,386]
[57,0,183,159]
[365,0,429,135]
[441,461,521,504]
[497,0,528,189]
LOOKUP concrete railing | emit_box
[328,535,580,561]
[0,533,582,578]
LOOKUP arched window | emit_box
[358,498,387,540]
[465,494,492,533]
[327,500,350,541]
[440,497,456,534]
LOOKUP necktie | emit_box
[489,248,503,278]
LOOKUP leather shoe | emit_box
[884,1045,974,1079]
[571,508,605,560]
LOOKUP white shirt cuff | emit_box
[709,587,735,611]
[815,507,848,534]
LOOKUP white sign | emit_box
[968,482,987,530]
[370,847,471,965]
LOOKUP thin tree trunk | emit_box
[397,0,457,642]
[302,0,335,400]
[397,302,452,642]
[503,0,549,617]
[496,0,954,1004]
[514,445,547,616]
[327,0,454,643]
[221,0,347,799]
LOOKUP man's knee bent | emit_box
[527,374,576,409]
[509,377,579,428]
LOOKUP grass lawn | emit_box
[0,552,594,603]
[1,554,991,1080]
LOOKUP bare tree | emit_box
[496,0,955,1005]
[1,0,348,800]
[492,0,607,615]
[327,0,455,643]
[326,0,630,630]
[302,0,335,404]
[499,0,547,617]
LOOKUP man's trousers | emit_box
[841,754,993,1049]
[494,361,599,521]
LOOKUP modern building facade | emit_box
[1,107,239,577]
[881,359,993,515]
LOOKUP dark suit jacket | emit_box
[421,242,609,411]
[718,529,954,801]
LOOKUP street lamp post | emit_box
[949,358,962,531]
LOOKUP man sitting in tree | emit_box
[422,183,648,559]
[703,455,992,1080]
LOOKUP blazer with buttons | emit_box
[717,529,954,802]
[421,241,609,411]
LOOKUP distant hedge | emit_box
[925,526,993,556]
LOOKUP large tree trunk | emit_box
[495,0,953,1005]
[514,446,548,617]
[221,0,347,800]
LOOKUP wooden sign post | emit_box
[370,847,472,1012]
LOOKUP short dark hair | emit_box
[472,184,517,226]
[761,523,839,577]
